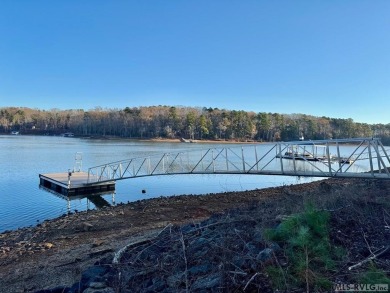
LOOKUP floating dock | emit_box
[39,172,115,196]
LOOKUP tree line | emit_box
[1,106,390,144]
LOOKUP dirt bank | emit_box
[0,178,389,292]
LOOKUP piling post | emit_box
[67,169,72,188]
[241,147,245,172]
[368,140,374,176]
[326,143,332,176]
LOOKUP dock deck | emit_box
[39,172,115,196]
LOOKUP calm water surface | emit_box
[0,135,348,232]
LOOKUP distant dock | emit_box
[39,172,115,196]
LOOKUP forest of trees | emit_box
[1,106,390,144]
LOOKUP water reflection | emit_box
[39,185,115,213]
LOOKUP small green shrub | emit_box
[265,203,342,291]
[265,266,286,289]
[359,262,390,285]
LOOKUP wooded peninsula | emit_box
[1,106,389,144]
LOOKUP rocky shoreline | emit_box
[1,178,389,292]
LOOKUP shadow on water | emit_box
[39,185,115,212]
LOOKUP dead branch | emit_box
[383,209,390,230]
[361,229,374,255]
[228,270,247,276]
[179,229,189,293]
[112,223,172,264]
[89,248,113,257]
[271,250,288,291]
[243,272,259,291]
[348,246,389,271]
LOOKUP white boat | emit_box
[11,131,19,135]
[180,137,190,143]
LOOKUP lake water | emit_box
[0,135,371,233]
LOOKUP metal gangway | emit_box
[87,138,390,184]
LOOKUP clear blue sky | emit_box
[0,1,389,124]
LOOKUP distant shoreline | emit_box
[145,137,261,144]
[80,135,261,144]
[1,133,261,144]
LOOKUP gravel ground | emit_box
[0,178,389,292]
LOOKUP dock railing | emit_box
[87,138,390,184]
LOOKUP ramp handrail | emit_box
[87,138,390,184]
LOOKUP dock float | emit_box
[39,172,115,196]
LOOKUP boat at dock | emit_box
[277,151,326,161]
[338,158,354,164]
[276,144,355,164]
[276,144,330,162]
